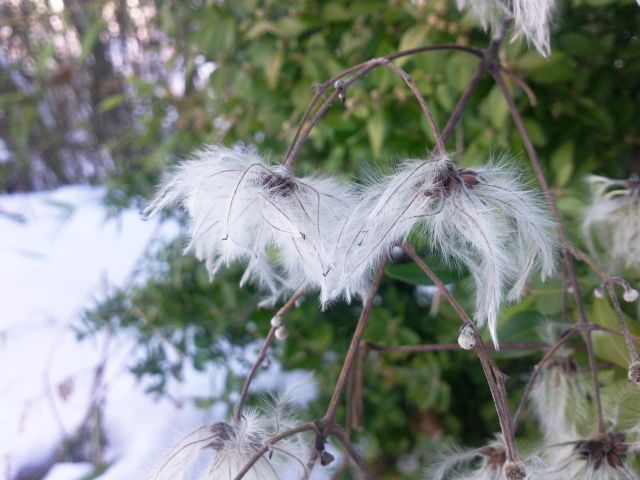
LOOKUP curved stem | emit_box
[324,262,386,423]
[403,244,519,463]
[511,328,579,432]
[283,45,484,169]
[381,60,445,154]
[491,67,605,434]
[568,244,640,363]
[232,423,316,480]
[234,286,307,422]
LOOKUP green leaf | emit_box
[275,17,309,38]
[367,111,386,157]
[550,141,575,187]
[522,118,547,147]
[590,299,640,369]
[480,86,509,129]
[385,258,466,286]
[265,49,284,89]
[396,25,429,67]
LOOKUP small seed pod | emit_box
[593,286,605,299]
[629,361,640,386]
[270,315,283,328]
[623,287,639,303]
[320,450,335,466]
[458,324,476,350]
[503,460,527,480]
[275,326,288,340]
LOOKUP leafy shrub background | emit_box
[2,0,639,477]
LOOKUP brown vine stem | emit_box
[366,341,559,353]
[511,328,579,432]
[403,244,518,463]
[282,44,483,166]
[283,46,489,169]
[440,24,507,143]
[234,266,384,480]
[234,285,307,422]
[568,244,640,363]
[381,60,446,154]
[491,67,605,435]
[323,263,386,425]
[329,425,371,480]
[233,423,316,480]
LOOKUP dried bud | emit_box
[320,450,335,466]
[270,315,283,328]
[275,326,288,340]
[458,324,476,350]
[629,361,640,386]
[593,286,606,299]
[503,461,527,480]
[623,287,639,303]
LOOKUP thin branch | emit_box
[381,60,446,154]
[568,244,640,363]
[491,67,606,435]
[329,425,371,480]
[512,328,579,431]
[234,286,307,422]
[232,423,316,480]
[403,244,519,463]
[323,263,386,424]
[366,341,557,353]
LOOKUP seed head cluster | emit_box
[146,146,556,347]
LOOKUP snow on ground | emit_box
[0,186,332,480]
[0,186,216,479]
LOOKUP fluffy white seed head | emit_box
[336,153,556,346]
[582,175,640,274]
[456,0,555,56]
[147,381,311,480]
[144,145,355,305]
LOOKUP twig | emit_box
[490,67,606,435]
[234,286,307,422]
[323,263,386,424]
[329,425,371,480]
[366,341,558,353]
[233,423,316,480]
[511,328,579,431]
[403,244,519,463]
[282,44,483,166]
[380,60,445,154]
[568,245,640,363]
[441,24,508,143]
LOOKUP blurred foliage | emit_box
[3,0,640,477]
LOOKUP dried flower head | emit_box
[540,431,639,479]
[148,381,311,480]
[456,0,555,56]
[144,145,354,305]
[582,174,640,274]
[427,437,539,480]
[530,353,587,446]
[337,154,556,345]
